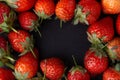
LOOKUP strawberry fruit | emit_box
[14,49,39,79]
[34,0,55,20]
[18,11,38,31]
[8,30,34,55]
[74,0,101,25]
[103,63,120,80]
[0,68,15,80]
[40,57,65,80]
[55,0,76,21]
[87,16,114,42]
[102,0,120,14]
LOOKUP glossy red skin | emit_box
[40,57,65,80]
[0,2,10,32]
[84,50,108,75]
[116,14,120,35]
[55,0,76,21]
[103,68,120,80]
[78,0,101,25]
[0,68,15,80]
[35,0,55,16]
[15,49,39,79]
[67,68,90,80]
[87,16,114,42]
[107,37,120,60]
[8,30,30,53]
[14,0,37,12]
[0,36,7,51]
[18,11,38,31]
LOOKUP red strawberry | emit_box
[0,36,7,51]
[40,57,65,80]
[87,16,114,42]
[67,66,90,80]
[84,49,108,75]
[14,49,39,79]
[4,0,37,12]
[73,0,101,25]
[116,14,120,35]
[102,0,120,14]
[103,64,120,80]
[107,37,120,61]
[0,2,16,33]
[55,0,76,21]
[0,68,15,80]
[67,56,90,80]
[34,0,55,20]
[18,11,38,31]
[8,30,34,54]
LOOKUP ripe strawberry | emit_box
[14,49,39,79]
[4,0,37,12]
[67,66,90,80]
[102,0,120,14]
[8,30,34,54]
[84,49,108,75]
[103,64,120,80]
[18,11,38,31]
[55,0,76,21]
[40,57,65,80]
[0,2,16,33]
[0,36,7,51]
[116,14,120,35]
[87,16,114,42]
[67,56,90,80]
[34,0,55,20]
[74,0,101,25]
[107,37,120,61]
[0,68,15,80]
[84,33,108,75]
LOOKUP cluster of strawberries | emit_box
[0,0,120,80]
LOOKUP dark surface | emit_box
[34,18,102,80]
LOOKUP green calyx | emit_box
[19,35,36,58]
[87,32,107,57]
[114,63,120,72]
[73,5,89,25]
[34,10,51,22]
[13,69,29,80]
[0,10,17,33]
[3,0,18,9]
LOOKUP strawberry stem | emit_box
[10,27,18,33]
[35,26,42,37]
[72,55,78,67]
[60,20,63,28]
[29,47,36,58]
[5,63,14,70]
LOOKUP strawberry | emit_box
[102,0,120,14]
[67,56,90,80]
[0,2,16,33]
[40,57,65,80]
[107,37,120,61]
[87,16,114,42]
[84,33,108,76]
[73,0,101,25]
[116,14,120,35]
[18,11,38,31]
[14,49,39,79]
[8,30,34,55]
[84,49,108,75]
[0,68,15,80]
[3,0,37,12]
[55,0,76,21]
[103,63,120,80]
[34,0,55,20]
